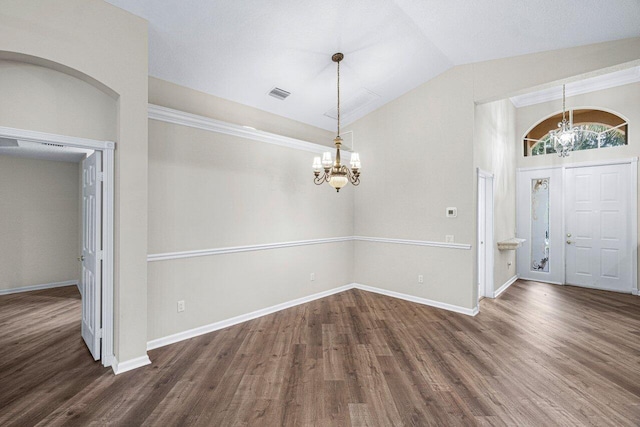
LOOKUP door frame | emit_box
[477,168,495,301]
[0,125,116,367]
[517,157,637,293]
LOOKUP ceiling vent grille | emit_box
[268,87,291,100]
[42,142,65,148]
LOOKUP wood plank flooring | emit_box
[1,281,639,426]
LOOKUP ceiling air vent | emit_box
[42,142,65,148]
[268,87,291,100]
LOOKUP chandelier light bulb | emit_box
[350,152,361,170]
[312,156,322,172]
[321,152,333,168]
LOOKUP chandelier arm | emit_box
[314,172,329,185]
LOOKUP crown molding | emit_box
[148,104,334,154]
[510,66,640,108]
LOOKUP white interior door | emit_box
[478,175,486,298]
[477,170,494,299]
[565,163,633,292]
[81,151,102,360]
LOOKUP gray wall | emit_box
[147,79,354,341]
[474,98,518,293]
[0,156,80,291]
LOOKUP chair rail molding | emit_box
[147,236,472,262]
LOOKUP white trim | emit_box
[493,275,518,298]
[147,282,479,352]
[632,289,639,296]
[0,126,115,150]
[0,280,78,296]
[352,236,472,250]
[0,126,116,368]
[148,237,353,262]
[147,284,354,350]
[148,104,333,155]
[629,159,638,295]
[477,168,494,179]
[101,149,115,368]
[148,236,472,262]
[518,157,638,173]
[111,355,151,375]
[353,284,478,316]
[510,67,640,108]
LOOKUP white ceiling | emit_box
[105,0,640,131]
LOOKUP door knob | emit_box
[78,255,85,261]
[566,240,574,245]
[566,233,571,237]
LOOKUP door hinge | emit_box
[97,328,103,339]
[97,172,104,182]
[97,250,103,260]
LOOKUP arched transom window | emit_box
[524,109,628,156]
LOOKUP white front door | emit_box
[565,163,633,292]
[81,151,102,360]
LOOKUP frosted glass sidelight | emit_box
[531,178,550,273]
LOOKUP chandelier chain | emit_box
[337,59,340,137]
[562,84,566,122]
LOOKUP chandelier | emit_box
[312,53,361,192]
[549,84,579,157]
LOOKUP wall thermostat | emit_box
[446,207,457,218]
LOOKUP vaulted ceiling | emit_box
[105,0,640,131]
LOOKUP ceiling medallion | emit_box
[312,53,361,192]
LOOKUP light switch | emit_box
[446,207,457,218]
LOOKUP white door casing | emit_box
[0,125,116,367]
[565,163,633,292]
[81,151,103,360]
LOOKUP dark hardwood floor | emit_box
[1,281,639,426]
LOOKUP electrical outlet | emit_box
[445,235,454,243]
[418,274,424,284]
[177,300,185,313]
[310,273,315,281]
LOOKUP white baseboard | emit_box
[493,275,518,298]
[632,288,639,296]
[147,284,354,351]
[352,283,479,316]
[0,280,78,296]
[147,282,480,353]
[112,355,151,375]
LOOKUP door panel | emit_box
[565,164,631,292]
[81,151,102,360]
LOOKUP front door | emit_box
[565,163,633,292]
[81,151,102,360]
